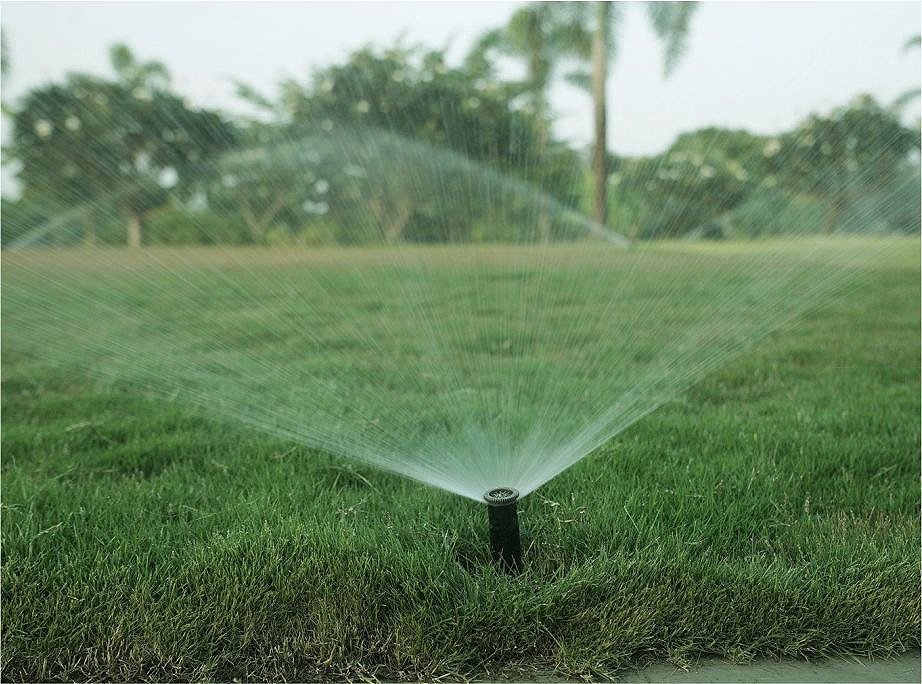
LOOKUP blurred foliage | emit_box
[145,206,251,246]
[612,128,765,238]
[777,95,920,233]
[893,33,920,114]
[552,2,699,226]
[281,43,583,204]
[1,30,919,247]
[5,44,236,245]
[1,196,51,247]
[202,125,589,246]
[218,42,586,245]
[610,97,920,239]
[469,3,590,146]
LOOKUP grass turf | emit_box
[2,240,920,681]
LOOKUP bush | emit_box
[264,225,299,247]
[299,218,341,246]
[1,198,53,247]
[723,189,826,237]
[836,169,921,235]
[146,207,250,245]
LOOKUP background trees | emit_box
[284,42,581,199]
[470,4,589,152]
[481,2,699,228]
[7,44,235,246]
[2,9,919,247]
[612,127,765,239]
[539,2,699,227]
[777,95,920,234]
[227,42,585,244]
[610,97,920,239]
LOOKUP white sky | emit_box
[1,0,920,158]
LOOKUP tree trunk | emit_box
[241,191,291,244]
[84,207,97,246]
[529,54,549,155]
[369,195,414,243]
[824,197,843,235]
[384,196,413,243]
[537,212,551,243]
[591,1,610,228]
[530,70,552,243]
[127,213,144,247]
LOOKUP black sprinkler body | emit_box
[484,487,522,573]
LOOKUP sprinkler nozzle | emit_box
[484,487,522,574]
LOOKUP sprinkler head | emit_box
[484,487,522,574]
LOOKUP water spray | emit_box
[483,487,522,573]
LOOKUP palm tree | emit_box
[1,28,9,80]
[892,34,920,115]
[468,4,590,241]
[470,4,588,152]
[567,2,698,227]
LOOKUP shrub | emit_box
[146,207,250,245]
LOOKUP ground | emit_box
[2,240,919,682]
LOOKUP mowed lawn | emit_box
[2,240,919,681]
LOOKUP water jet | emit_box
[484,487,522,573]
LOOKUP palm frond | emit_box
[891,88,920,113]
[646,2,698,77]
[564,68,592,93]
[233,81,277,114]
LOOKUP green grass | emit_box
[2,241,920,681]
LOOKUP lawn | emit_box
[2,239,919,681]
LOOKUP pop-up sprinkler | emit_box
[484,487,522,573]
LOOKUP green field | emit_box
[2,240,920,681]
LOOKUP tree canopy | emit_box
[610,97,919,238]
[2,21,918,248]
[7,44,235,245]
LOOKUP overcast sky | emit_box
[1,0,920,158]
